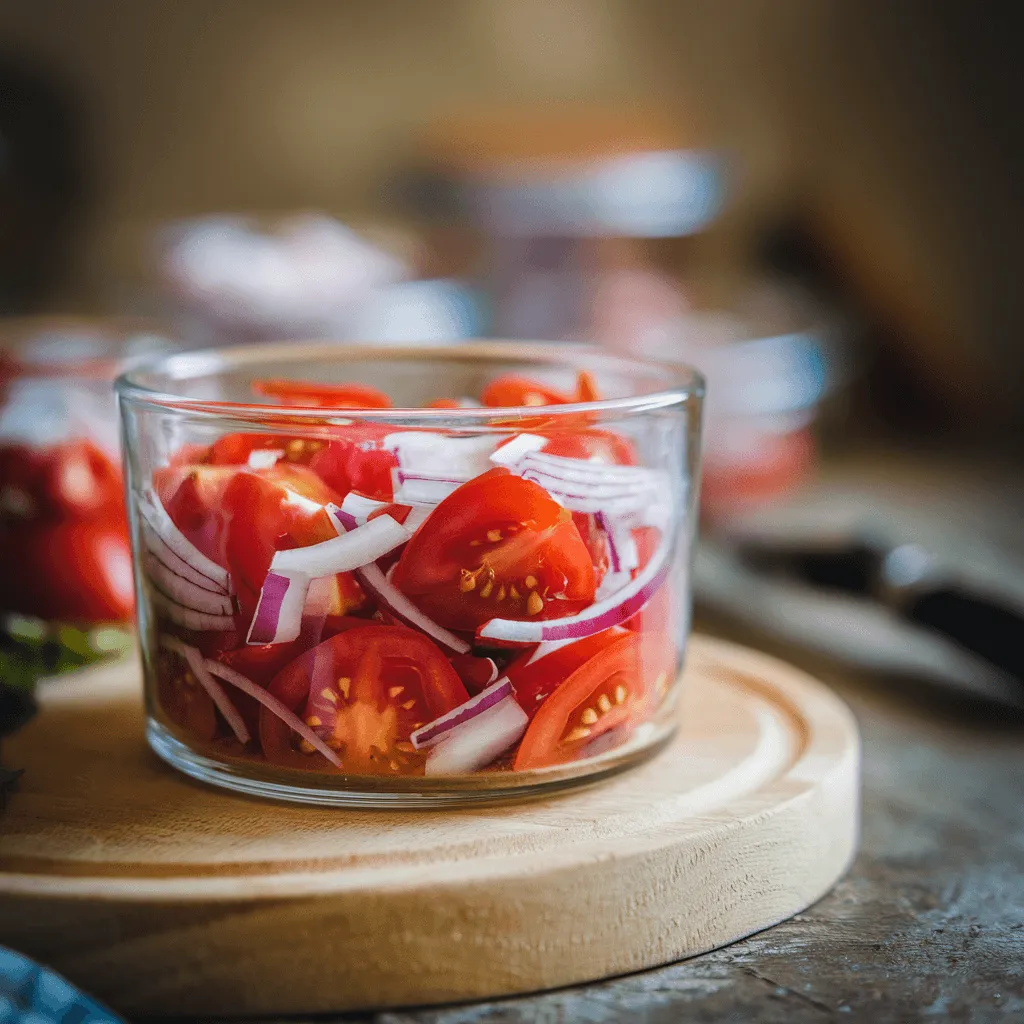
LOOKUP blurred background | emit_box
[1,0,1022,698]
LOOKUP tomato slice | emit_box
[261,624,469,773]
[393,467,596,632]
[156,645,217,743]
[0,519,134,622]
[157,460,352,626]
[513,632,676,770]
[253,379,392,409]
[505,628,627,719]
[571,511,610,587]
[540,428,637,465]
[307,423,398,502]
[481,371,600,408]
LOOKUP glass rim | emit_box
[115,340,705,423]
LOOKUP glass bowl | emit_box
[116,342,703,806]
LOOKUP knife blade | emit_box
[736,535,1024,683]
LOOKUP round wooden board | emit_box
[0,635,859,1018]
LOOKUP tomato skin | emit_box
[393,468,596,632]
[481,371,599,408]
[540,429,637,466]
[307,425,398,502]
[505,628,627,719]
[261,624,468,773]
[0,519,134,622]
[448,652,500,695]
[513,632,675,770]
[253,379,392,409]
[156,460,344,626]
[156,647,217,743]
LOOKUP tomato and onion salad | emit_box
[142,371,680,777]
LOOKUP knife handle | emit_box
[903,587,1024,682]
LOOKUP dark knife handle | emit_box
[903,587,1024,682]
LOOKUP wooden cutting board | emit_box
[0,635,859,1018]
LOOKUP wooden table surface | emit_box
[189,457,1024,1024]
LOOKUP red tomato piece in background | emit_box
[0,519,134,622]
[393,468,596,633]
[481,371,600,408]
[253,379,392,409]
[261,623,468,773]
[625,525,672,634]
[513,631,676,770]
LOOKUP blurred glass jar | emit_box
[605,283,848,518]
[152,213,482,348]
[0,318,170,624]
[402,105,723,344]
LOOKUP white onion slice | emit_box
[141,520,226,594]
[384,431,498,478]
[270,514,411,576]
[595,511,639,574]
[391,471,462,505]
[424,697,528,775]
[477,529,672,644]
[144,553,236,615]
[525,451,653,481]
[411,676,513,749]
[355,562,470,654]
[247,448,284,469]
[202,659,342,767]
[159,635,250,744]
[151,589,236,631]
[489,433,547,466]
[139,489,232,593]
[247,571,309,645]
[332,494,431,533]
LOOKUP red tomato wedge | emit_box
[513,632,676,770]
[392,467,596,633]
[307,424,398,501]
[261,624,469,773]
[253,379,392,409]
[156,644,217,743]
[156,462,353,626]
[481,371,601,408]
[505,628,627,719]
[539,428,637,465]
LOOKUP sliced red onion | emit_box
[489,433,547,466]
[526,451,653,481]
[247,448,284,469]
[476,529,672,644]
[139,489,232,593]
[159,635,250,744]
[595,511,639,574]
[141,519,226,594]
[524,637,583,665]
[411,676,514,749]
[334,494,430,533]
[151,589,236,631]
[520,473,655,516]
[354,561,470,655]
[270,514,411,576]
[594,569,634,601]
[144,553,236,616]
[246,571,309,645]
[384,431,499,478]
[424,697,529,775]
[202,659,342,767]
[391,470,463,506]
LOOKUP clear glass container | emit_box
[117,342,703,806]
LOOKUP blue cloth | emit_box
[0,947,124,1024]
